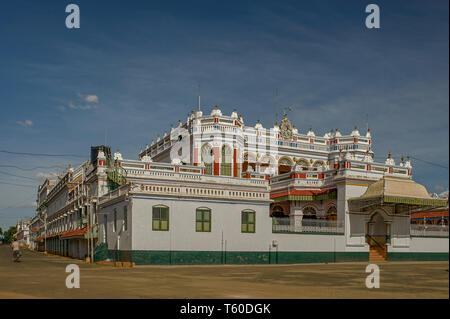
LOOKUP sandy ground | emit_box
[0,244,448,299]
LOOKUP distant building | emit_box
[15,219,31,247]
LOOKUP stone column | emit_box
[385,221,392,245]
[290,207,303,232]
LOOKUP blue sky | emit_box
[0,0,448,230]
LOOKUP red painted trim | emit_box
[213,147,219,176]
[194,148,198,166]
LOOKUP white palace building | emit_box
[29,104,448,265]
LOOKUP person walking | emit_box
[10,238,21,262]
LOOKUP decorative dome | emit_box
[239,114,244,123]
[151,139,155,146]
[405,156,412,168]
[385,152,395,166]
[324,132,330,138]
[335,128,342,137]
[351,126,360,137]
[273,121,279,132]
[306,128,315,137]
[211,104,222,116]
[196,110,203,118]
[231,109,238,118]
[97,150,106,159]
[114,150,123,160]
[292,125,298,135]
[255,120,263,129]
[366,128,371,138]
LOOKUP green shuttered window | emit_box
[152,206,169,231]
[241,210,255,233]
[196,208,211,232]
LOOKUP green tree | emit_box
[2,226,17,244]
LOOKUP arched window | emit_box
[271,205,285,217]
[201,144,213,175]
[278,157,293,174]
[326,206,337,220]
[152,205,169,231]
[312,160,324,171]
[241,209,256,233]
[220,145,232,176]
[196,208,211,232]
[302,206,317,219]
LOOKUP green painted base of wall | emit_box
[387,252,449,261]
[107,250,369,265]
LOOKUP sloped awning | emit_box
[271,189,336,202]
[348,176,447,214]
[60,227,88,239]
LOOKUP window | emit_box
[123,206,128,231]
[113,208,117,232]
[196,208,211,232]
[152,206,169,231]
[241,210,255,233]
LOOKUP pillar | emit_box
[213,147,219,176]
[289,208,303,232]
[385,222,391,245]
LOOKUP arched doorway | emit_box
[278,157,293,174]
[201,144,213,175]
[367,212,388,248]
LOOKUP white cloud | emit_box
[16,120,33,127]
[35,172,59,180]
[68,102,97,110]
[85,95,99,103]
